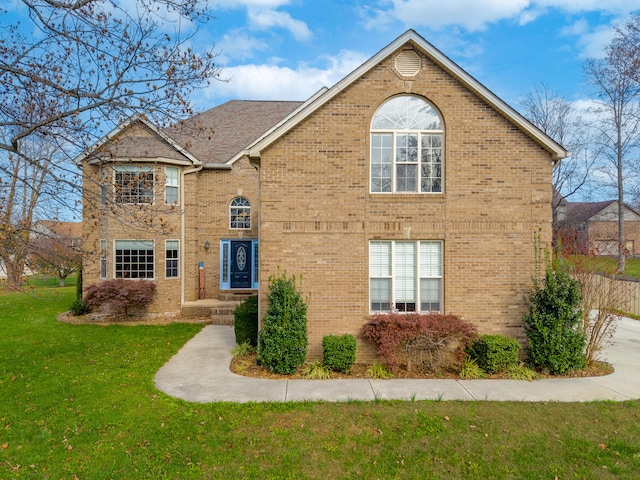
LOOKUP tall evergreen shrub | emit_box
[523,252,586,374]
[234,295,258,347]
[258,271,308,374]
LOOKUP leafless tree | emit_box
[30,229,82,287]
[0,0,221,287]
[519,83,594,216]
[583,16,640,274]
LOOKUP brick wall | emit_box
[258,48,553,361]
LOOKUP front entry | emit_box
[230,240,252,289]
[220,239,258,290]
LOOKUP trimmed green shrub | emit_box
[523,254,586,374]
[234,295,258,347]
[70,299,90,316]
[360,313,478,373]
[257,271,308,374]
[322,334,357,373]
[467,334,521,374]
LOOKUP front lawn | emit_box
[1,284,640,479]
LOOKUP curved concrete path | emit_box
[155,317,640,403]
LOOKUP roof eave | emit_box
[247,29,568,162]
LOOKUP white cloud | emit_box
[202,49,368,102]
[217,30,270,63]
[364,0,640,32]
[248,8,312,41]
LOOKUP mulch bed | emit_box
[231,352,614,380]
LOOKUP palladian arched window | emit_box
[230,197,251,229]
[370,95,444,193]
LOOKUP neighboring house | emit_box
[77,30,567,360]
[32,220,83,246]
[556,200,640,255]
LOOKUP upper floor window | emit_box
[165,166,179,205]
[230,197,251,229]
[370,95,444,193]
[114,165,154,204]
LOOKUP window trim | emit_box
[229,197,251,230]
[113,165,155,205]
[114,239,155,279]
[370,95,444,194]
[164,166,179,205]
[369,240,443,313]
[99,239,107,279]
[165,239,179,279]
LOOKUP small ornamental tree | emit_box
[523,253,586,374]
[360,313,478,373]
[84,279,157,318]
[258,271,308,374]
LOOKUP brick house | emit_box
[78,30,567,359]
[556,200,640,255]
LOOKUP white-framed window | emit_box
[165,166,179,205]
[371,95,444,193]
[230,197,251,229]
[100,239,107,279]
[369,240,442,313]
[165,240,179,278]
[115,240,154,279]
[114,165,154,204]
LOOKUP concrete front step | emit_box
[181,299,248,325]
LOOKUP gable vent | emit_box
[395,50,421,77]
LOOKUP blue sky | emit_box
[192,0,640,113]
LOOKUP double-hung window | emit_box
[114,165,154,204]
[371,95,444,193]
[115,240,154,279]
[165,240,179,278]
[370,240,442,313]
[165,167,179,205]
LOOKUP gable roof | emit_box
[33,220,82,239]
[247,29,569,162]
[167,100,304,167]
[565,201,620,223]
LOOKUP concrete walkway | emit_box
[155,317,640,403]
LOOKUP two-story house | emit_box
[78,30,567,360]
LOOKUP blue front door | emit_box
[230,240,252,289]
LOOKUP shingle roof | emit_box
[168,100,304,165]
[565,201,616,223]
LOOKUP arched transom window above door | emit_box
[230,197,251,229]
[370,95,444,193]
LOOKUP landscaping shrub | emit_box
[360,313,478,374]
[84,278,157,317]
[234,295,259,347]
[70,298,90,316]
[257,271,308,374]
[322,334,357,373]
[523,253,586,374]
[467,334,521,374]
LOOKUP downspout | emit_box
[180,163,203,306]
[248,155,262,331]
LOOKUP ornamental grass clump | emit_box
[257,271,308,375]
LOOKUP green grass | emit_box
[2,284,640,478]
[567,255,640,279]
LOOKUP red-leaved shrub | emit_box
[84,279,157,317]
[360,313,478,373]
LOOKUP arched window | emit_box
[370,95,444,193]
[230,197,251,229]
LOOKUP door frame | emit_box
[220,239,258,290]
